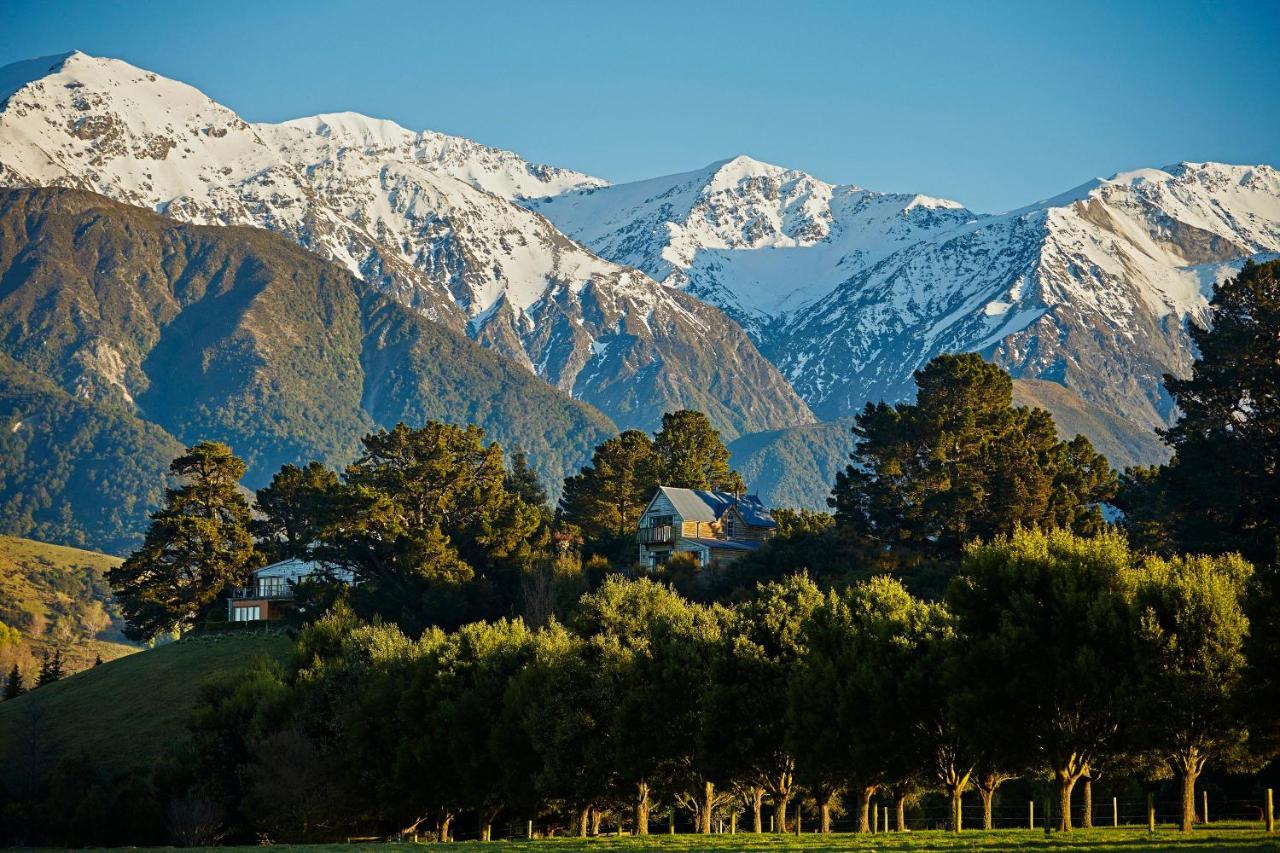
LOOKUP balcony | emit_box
[229,585,295,601]
[638,524,674,545]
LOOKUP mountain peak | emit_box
[280,111,415,149]
[0,51,81,101]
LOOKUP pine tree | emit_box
[830,354,1115,556]
[2,663,23,699]
[506,447,550,511]
[94,653,104,667]
[110,441,259,641]
[560,430,659,539]
[651,410,745,492]
[1118,259,1280,565]
[36,649,64,687]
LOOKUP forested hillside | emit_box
[0,535,137,680]
[0,187,617,552]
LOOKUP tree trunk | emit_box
[950,786,963,832]
[1058,773,1077,832]
[701,780,715,835]
[896,794,907,832]
[774,794,790,834]
[751,786,764,833]
[1082,776,1093,829]
[635,781,650,835]
[577,806,590,838]
[859,785,876,833]
[978,788,994,831]
[437,814,452,843]
[1181,769,1199,833]
[590,807,602,837]
[819,797,832,834]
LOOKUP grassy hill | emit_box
[0,631,292,790]
[0,535,141,681]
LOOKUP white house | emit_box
[226,557,354,622]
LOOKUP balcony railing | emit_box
[638,525,674,545]
[230,586,295,601]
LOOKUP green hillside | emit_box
[0,535,139,679]
[0,187,616,553]
[0,632,291,790]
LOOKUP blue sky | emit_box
[3,0,1278,212]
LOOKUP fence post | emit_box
[769,815,774,833]
[1029,800,1034,830]
[872,801,878,834]
[1113,797,1118,828]
[1044,795,1052,836]
[527,820,533,840]
[730,812,737,834]
[1203,790,1209,825]
[670,809,676,835]
[1148,793,1156,834]
[1267,789,1274,833]
[884,805,890,833]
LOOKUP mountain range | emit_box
[1,50,1278,550]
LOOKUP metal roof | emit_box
[681,536,766,552]
[657,486,776,528]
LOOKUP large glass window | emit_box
[233,605,261,622]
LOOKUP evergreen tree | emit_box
[505,447,550,512]
[317,422,542,630]
[559,429,658,539]
[830,354,1115,556]
[2,662,23,699]
[93,653,104,667]
[110,441,259,641]
[252,461,341,559]
[1118,259,1280,565]
[651,410,745,492]
[36,648,65,687]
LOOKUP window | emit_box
[649,514,674,528]
[233,605,261,622]
[257,576,287,597]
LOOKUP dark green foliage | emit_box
[559,429,657,543]
[830,354,1116,556]
[651,410,745,492]
[505,448,550,514]
[252,462,341,560]
[0,354,183,555]
[2,663,21,699]
[313,422,544,631]
[35,648,64,687]
[109,442,259,641]
[1117,259,1280,566]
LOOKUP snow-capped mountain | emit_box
[532,156,1280,429]
[0,52,813,438]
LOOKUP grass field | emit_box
[0,534,137,672]
[0,630,292,788]
[77,824,1279,852]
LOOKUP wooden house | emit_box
[636,486,776,570]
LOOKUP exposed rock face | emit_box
[0,52,813,439]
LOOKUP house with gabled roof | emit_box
[226,557,353,623]
[636,486,776,570]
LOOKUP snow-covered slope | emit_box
[0,51,813,438]
[533,156,1280,428]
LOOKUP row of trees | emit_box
[174,526,1266,842]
